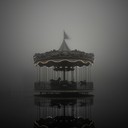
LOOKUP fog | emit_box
[0,0,128,127]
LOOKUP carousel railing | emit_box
[34,80,93,91]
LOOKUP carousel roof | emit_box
[33,32,94,67]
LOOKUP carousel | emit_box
[33,32,94,94]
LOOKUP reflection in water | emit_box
[33,94,95,128]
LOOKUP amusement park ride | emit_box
[33,31,94,94]
[33,32,95,128]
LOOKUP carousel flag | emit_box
[64,31,70,40]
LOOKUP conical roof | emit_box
[58,39,70,51]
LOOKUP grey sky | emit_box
[0,0,128,94]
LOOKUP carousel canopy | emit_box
[33,32,94,68]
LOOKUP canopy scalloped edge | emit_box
[34,59,93,67]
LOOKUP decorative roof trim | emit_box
[35,59,93,66]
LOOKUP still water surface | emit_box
[0,79,128,128]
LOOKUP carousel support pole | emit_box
[89,64,92,82]
[86,66,88,83]
[41,67,42,82]
[45,67,47,81]
[89,103,92,119]
[47,67,48,82]
[63,105,65,116]
[57,71,58,79]
[53,67,56,80]
[88,65,90,82]
[71,105,74,117]
[79,67,81,82]
[52,67,54,80]
[36,65,38,82]
[80,67,82,81]
[84,98,87,119]
[76,66,77,82]
[84,66,86,81]
[71,69,74,81]
[67,71,69,81]
[88,65,91,83]
[52,67,53,80]
[89,65,90,82]
[39,66,40,82]
[82,66,84,81]
[77,67,79,82]
[76,102,77,117]
[38,102,41,119]
[63,66,65,81]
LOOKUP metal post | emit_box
[39,66,40,82]
[76,66,77,82]
[63,67,65,81]
[71,70,74,81]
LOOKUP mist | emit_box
[0,0,128,127]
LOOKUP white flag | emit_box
[64,31,70,40]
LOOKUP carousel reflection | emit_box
[34,94,95,128]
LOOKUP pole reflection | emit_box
[33,94,95,128]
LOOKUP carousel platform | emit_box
[34,81,93,94]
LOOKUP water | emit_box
[0,78,128,128]
[34,94,94,128]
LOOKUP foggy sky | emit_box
[0,0,128,96]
